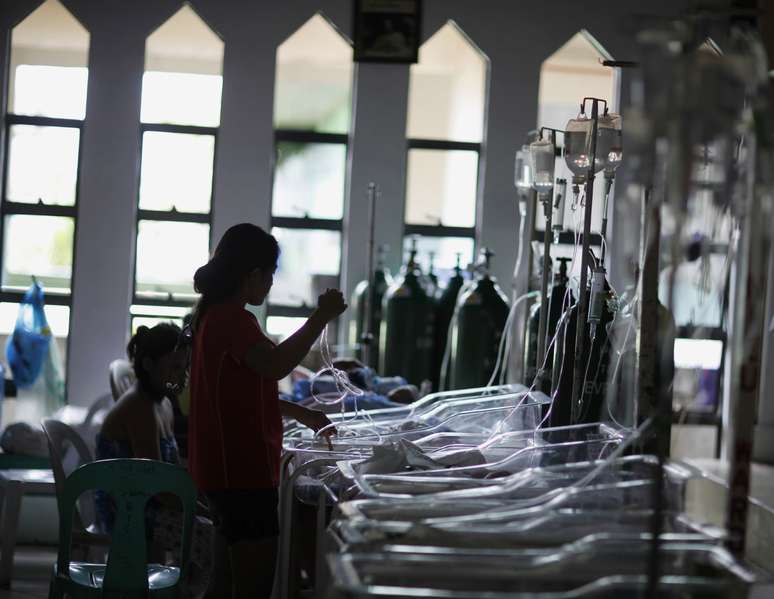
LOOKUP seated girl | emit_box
[95,323,211,598]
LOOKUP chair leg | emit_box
[0,480,23,587]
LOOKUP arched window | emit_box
[404,22,487,276]
[0,0,89,369]
[131,4,223,331]
[267,14,353,339]
[535,31,617,259]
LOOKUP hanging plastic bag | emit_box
[6,280,52,389]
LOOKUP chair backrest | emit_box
[58,459,197,593]
[109,359,135,401]
[83,393,112,427]
[42,419,95,527]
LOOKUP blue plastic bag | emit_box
[6,281,52,389]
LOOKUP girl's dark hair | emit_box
[127,323,182,396]
[192,223,279,329]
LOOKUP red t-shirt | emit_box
[188,302,283,491]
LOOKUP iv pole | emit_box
[570,97,606,423]
[535,127,562,385]
[361,183,378,368]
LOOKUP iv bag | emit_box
[529,139,555,196]
[514,145,533,194]
[599,113,623,178]
[564,115,593,178]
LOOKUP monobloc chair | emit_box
[41,419,109,558]
[49,459,197,599]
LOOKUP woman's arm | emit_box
[244,290,346,380]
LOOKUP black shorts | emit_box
[206,488,280,544]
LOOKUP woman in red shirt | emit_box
[188,223,344,598]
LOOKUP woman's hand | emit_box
[297,407,337,450]
[297,407,336,434]
[316,289,347,322]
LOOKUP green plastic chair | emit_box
[49,458,196,599]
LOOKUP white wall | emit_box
[0,0,697,407]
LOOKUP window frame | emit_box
[0,113,82,308]
[403,137,480,265]
[267,127,346,320]
[130,120,217,327]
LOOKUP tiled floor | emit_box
[0,460,774,599]
[3,543,774,598]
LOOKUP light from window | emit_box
[139,132,215,213]
[142,5,223,127]
[658,256,726,328]
[266,316,306,342]
[407,22,487,143]
[0,302,70,337]
[270,228,341,307]
[405,148,478,227]
[8,0,89,119]
[272,142,346,219]
[130,304,191,319]
[2,215,73,293]
[12,66,88,119]
[674,338,723,370]
[141,72,223,127]
[274,14,353,134]
[402,235,475,280]
[6,125,79,206]
[135,221,210,299]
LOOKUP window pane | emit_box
[6,125,79,206]
[130,304,191,318]
[142,6,224,127]
[266,316,306,342]
[405,149,478,227]
[274,14,353,134]
[141,72,223,127]
[11,66,88,119]
[0,302,70,337]
[407,23,487,143]
[658,254,726,328]
[139,132,214,213]
[270,228,341,307]
[130,306,190,333]
[2,215,74,293]
[9,0,89,119]
[135,221,209,299]
[402,235,475,280]
[272,142,346,219]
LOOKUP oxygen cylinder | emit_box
[349,246,392,368]
[424,252,440,297]
[449,249,510,390]
[379,240,435,386]
[432,254,466,391]
[524,257,573,392]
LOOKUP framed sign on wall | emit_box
[353,0,421,63]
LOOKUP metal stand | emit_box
[535,197,552,383]
[361,183,378,368]
[725,133,772,557]
[570,98,603,422]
